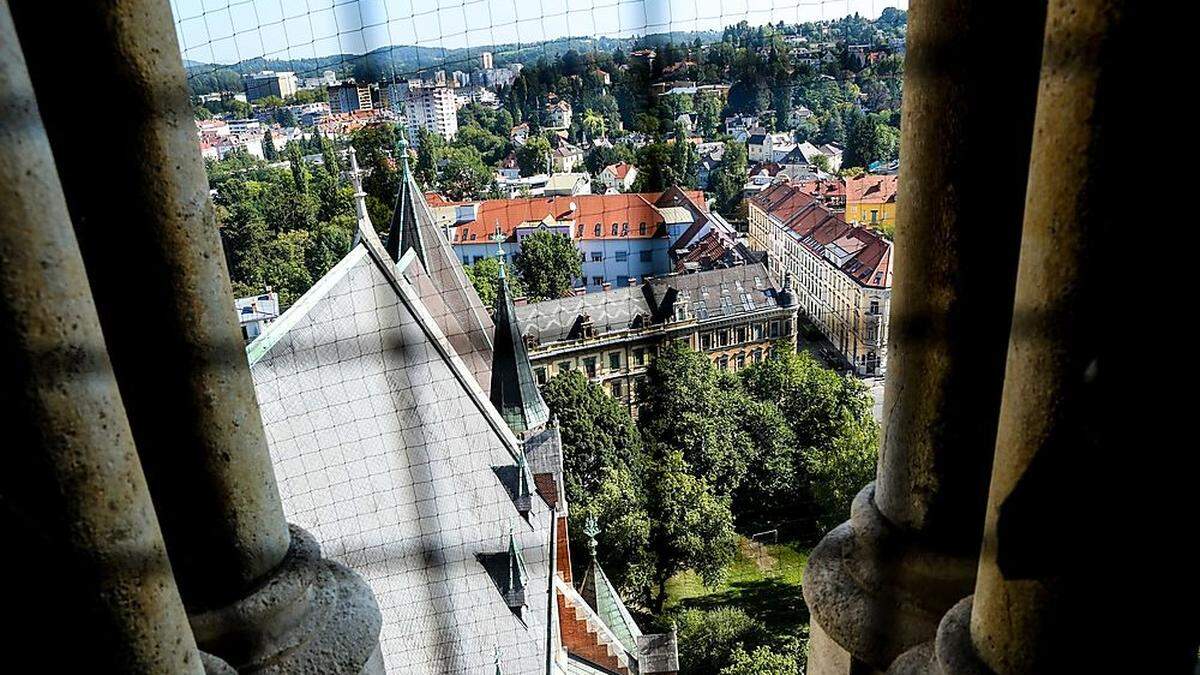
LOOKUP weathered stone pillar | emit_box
[6,0,382,671]
[0,4,208,670]
[802,0,1048,671]
[888,2,1186,673]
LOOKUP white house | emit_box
[599,162,638,192]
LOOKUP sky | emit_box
[171,0,906,65]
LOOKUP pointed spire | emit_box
[514,449,532,516]
[348,146,372,248]
[504,525,527,610]
[384,133,426,266]
[489,230,550,433]
[493,646,502,675]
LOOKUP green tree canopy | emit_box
[512,229,581,300]
[463,256,526,308]
[541,370,643,505]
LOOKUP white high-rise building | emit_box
[403,85,458,141]
[480,51,493,69]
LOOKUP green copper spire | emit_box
[489,232,550,433]
[384,133,425,266]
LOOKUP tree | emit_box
[738,344,879,531]
[262,131,278,161]
[434,146,495,200]
[516,134,551,177]
[645,446,736,612]
[512,229,581,300]
[695,93,723,137]
[541,371,643,505]
[463,256,526,308]
[581,108,607,140]
[720,645,801,675]
[708,141,748,217]
[570,466,653,600]
[675,608,762,675]
[286,142,308,194]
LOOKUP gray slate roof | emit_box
[516,264,781,346]
[248,232,554,674]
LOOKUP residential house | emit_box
[550,143,584,173]
[545,99,572,128]
[845,173,899,231]
[599,162,638,192]
[544,173,592,196]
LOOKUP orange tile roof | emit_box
[444,191,707,244]
[846,174,899,204]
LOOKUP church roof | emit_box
[246,226,553,674]
[380,140,495,390]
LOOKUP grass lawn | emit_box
[663,536,811,634]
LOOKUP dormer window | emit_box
[594,223,601,237]
[611,223,618,236]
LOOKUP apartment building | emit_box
[748,181,893,374]
[403,84,458,141]
[515,264,797,413]
[326,80,373,115]
[241,70,297,101]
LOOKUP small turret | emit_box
[489,238,550,433]
[384,134,426,267]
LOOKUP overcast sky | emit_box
[171,0,906,65]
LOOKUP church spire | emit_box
[348,146,372,248]
[489,236,550,433]
[384,133,425,266]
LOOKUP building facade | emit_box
[242,70,298,101]
[327,80,373,114]
[844,173,899,232]
[516,264,797,413]
[403,84,458,141]
[748,181,893,374]
[438,188,722,292]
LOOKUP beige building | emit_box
[748,181,892,375]
[515,264,797,413]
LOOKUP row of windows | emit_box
[713,348,766,372]
[532,346,650,386]
[698,319,788,351]
[580,222,654,237]
[587,250,654,263]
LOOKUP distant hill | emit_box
[182,29,723,94]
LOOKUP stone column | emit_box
[889,1,1186,673]
[0,4,207,670]
[6,0,381,671]
[802,0,1048,671]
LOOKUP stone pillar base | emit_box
[888,597,991,675]
[803,484,977,672]
[190,526,383,674]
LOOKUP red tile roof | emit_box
[754,182,892,288]
[846,174,899,204]
[604,162,633,180]
[443,190,707,244]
